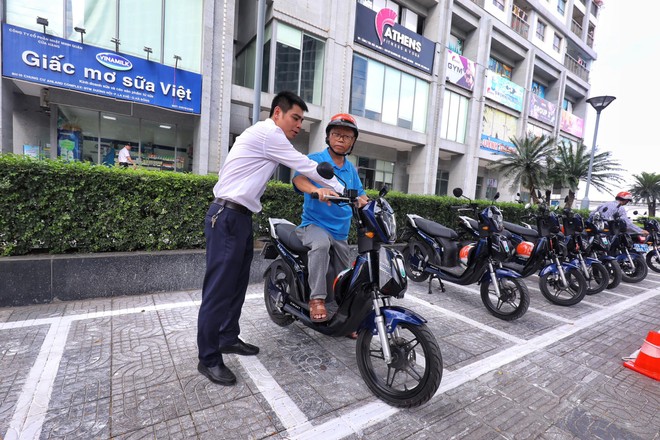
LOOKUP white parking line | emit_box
[3,287,659,440]
[405,295,526,344]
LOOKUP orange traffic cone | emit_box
[623,331,660,381]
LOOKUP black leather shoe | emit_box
[219,339,260,356]
[197,362,237,385]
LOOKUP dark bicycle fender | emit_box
[479,267,523,285]
[539,261,579,277]
[360,306,426,334]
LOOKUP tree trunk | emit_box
[565,190,575,209]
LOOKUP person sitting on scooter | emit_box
[590,191,648,235]
[292,113,369,324]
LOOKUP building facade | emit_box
[0,0,602,199]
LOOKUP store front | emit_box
[57,105,194,172]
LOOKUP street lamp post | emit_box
[580,95,616,210]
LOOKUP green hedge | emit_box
[0,154,592,256]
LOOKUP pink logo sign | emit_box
[375,8,398,45]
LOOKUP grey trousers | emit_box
[296,224,350,301]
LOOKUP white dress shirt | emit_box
[213,118,344,213]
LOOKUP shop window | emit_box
[476,176,484,199]
[350,54,429,133]
[57,105,193,172]
[441,90,469,144]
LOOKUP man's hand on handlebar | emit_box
[313,187,340,206]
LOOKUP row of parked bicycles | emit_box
[261,162,659,408]
[401,188,660,321]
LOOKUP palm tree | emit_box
[549,141,624,208]
[491,134,556,203]
[630,172,660,217]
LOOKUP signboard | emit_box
[354,3,435,74]
[2,23,202,113]
[529,94,557,125]
[446,50,475,91]
[484,70,524,112]
[480,134,516,156]
[560,109,584,138]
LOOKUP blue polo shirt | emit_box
[294,149,366,240]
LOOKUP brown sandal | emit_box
[309,299,327,322]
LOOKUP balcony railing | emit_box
[587,33,594,48]
[571,19,583,36]
[565,54,589,82]
[511,15,530,38]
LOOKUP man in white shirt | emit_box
[197,91,344,386]
[591,191,648,235]
[118,144,136,168]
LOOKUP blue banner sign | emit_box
[354,3,435,74]
[2,23,202,113]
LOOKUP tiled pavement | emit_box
[1,270,659,439]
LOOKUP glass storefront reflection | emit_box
[57,105,193,172]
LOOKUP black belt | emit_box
[214,198,252,215]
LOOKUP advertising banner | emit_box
[2,23,202,113]
[480,134,516,156]
[354,3,435,74]
[484,70,524,112]
[560,109,584,138]
[446,49,475,91]
[529,94,557,125]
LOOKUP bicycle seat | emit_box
[416,217,458,240]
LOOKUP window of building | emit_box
[234,23,324,106]
[531,81,547,98]
[358,0,424,34]
[7,0,64,37]
[527,124,552,138]
[348,155,395,191]
[448,35,464,55]
[563,98,573,112]
[274,23,325,106]
[435,169,449,196]
[557,0,566,15]
[553,33,562,52]
[7,0,203,72]
[350,55,429,133]
[493,0,505,11]
[440,90,469,144]
[488,57,513,80]
[485,178,498,199]
[482,106,518,141]
[536,21,547,41]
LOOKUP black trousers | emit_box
[197,201,253,367]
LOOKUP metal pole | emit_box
[580,110,601,210]
[252,0,266,125]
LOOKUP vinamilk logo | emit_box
[375,8,397,45]
[95,53,133,71]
